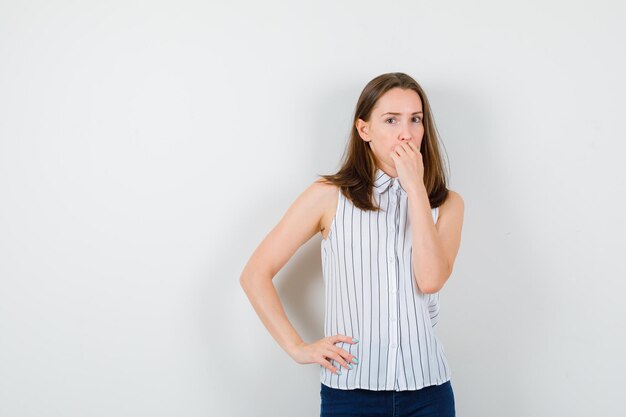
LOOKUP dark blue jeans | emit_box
[320,380,455,417]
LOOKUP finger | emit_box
[329,345,357,365]
[332,334,359,345]
[402,142,416,154]
[337,348,359,363]
[320,357,341,375]
[326,351,351,370]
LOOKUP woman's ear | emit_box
[355,119,370,142]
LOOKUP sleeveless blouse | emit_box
[319,168,451,391]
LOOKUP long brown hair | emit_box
[318,72,450,212]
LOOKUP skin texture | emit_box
[240,87,464,376]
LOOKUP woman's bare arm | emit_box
[239,180,357,374]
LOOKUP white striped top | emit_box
[319,167,451,391]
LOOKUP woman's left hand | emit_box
[389,141,425,193]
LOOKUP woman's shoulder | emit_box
[442,189,464,207]
[290,178,338,216]
[311,177,340,198]
[437,189,465,223]
[313,176,338,187]
[310,178,340,211]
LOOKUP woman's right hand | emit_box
[290,335,359,375]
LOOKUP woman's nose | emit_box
[399,124,413,141]
[400,128,413,142]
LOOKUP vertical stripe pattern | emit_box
[319,168,451,391]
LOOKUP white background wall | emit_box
[1,1,625,416]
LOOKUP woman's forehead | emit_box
[373,89,423,114]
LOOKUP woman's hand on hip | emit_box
[290,335,359,375]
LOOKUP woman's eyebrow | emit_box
[381,111,423,116]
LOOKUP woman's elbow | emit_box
[418,267,451,294]
[419,282,442,294]
[239,273,250,289]
[239,270,259,291]
[239,268,273,291]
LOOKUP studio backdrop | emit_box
[1,1,624,416]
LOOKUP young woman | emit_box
[240,72,464,416]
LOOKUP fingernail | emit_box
[352,338,359,343]
[336,369,342,375]
[347,364,353,370]
[352,357,359,364]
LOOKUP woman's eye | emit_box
[385,117,421,124]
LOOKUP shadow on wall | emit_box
[276,235,327,349]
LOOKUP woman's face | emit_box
[356,87,424,175]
